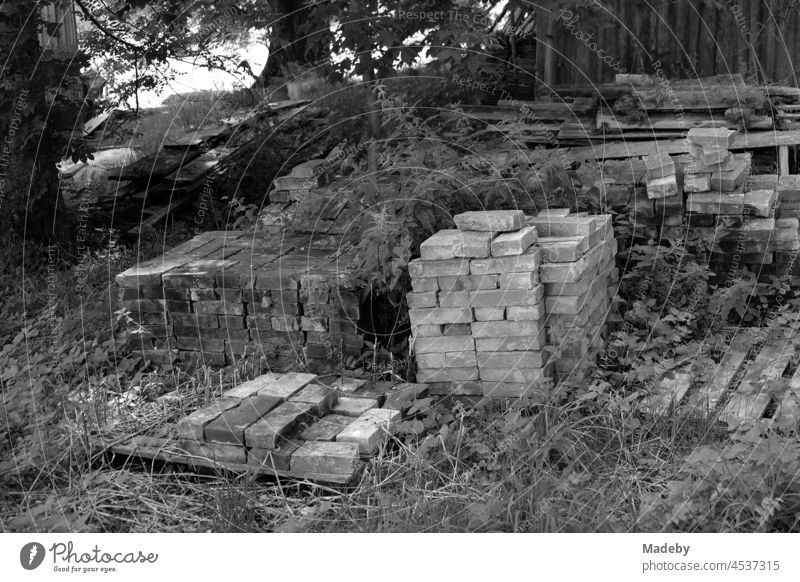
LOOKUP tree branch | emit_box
[73,0,142,51]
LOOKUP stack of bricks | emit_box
[644,151,683,226]
[269,159,331,203]
[529,210,618,379]
[172,372,416,483]
[116,231,364,372]
[406,209,619,397]
[407,210,550,399]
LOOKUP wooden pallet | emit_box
[101,373,428,484]
[639,327,800,430]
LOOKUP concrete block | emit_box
[408,307,473,326]
[646,175,679,200]
[438,290,471,307]
[687,127,737,148]
[407,291,438,309]
[683,172,711,193]
[470,247,541,275]
[453,210,525,232]
[474,307,505,321]
[490,226,538,256]
[412,335,474,353]
[438,274,499,291]
[408,258,469,278]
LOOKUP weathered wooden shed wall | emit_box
[528,0,799,88]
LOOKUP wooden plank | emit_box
[779,145,790,175]
[568,130,800,161]
[682,333,752,415]
[719,337,795,427]
[639,368,695,415]
[108,435,355,483]
[162,148,230,186]
[596,107,728,131]
[164,126,229,149]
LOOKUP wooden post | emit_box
[779,146,790,175]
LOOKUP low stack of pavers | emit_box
[644,150,683,226]
[166,372,426,482]
[269,159,331,203]
[530,210,618,380]
[407,209,618,397]
[116,231,364,372]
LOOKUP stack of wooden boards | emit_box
[106,372,429,483]
[115,230,364,373]
[407,210,618,395]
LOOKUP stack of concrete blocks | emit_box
[407,210,552,399]
[644,151,683,226]
[529,210,618,380]
[116,231,365,372]
[269,159,332,203]
[174,372,408,482]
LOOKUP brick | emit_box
[536,236,589,263]
[121,299,165,313]
[406,291,438,309]
[475,333,546,351]
[408,258,469,278]
[683,173,711,193]
[300,414,353,441]
[490,226,538,256]
[481,381,551,399]
[248,438,302,471]
[410,277,438,292]
[300,316,327,332]
[654,194,684,217]
[474,306,505,321]
[685,153,735,174]
[412,324,442,337]
[538,245,605,283]
[290,159,327,178]
[420,229,460,260]
[438,274,499,291]
[444,351,478,367]
[453,210,525,232]
[271,316,300,331]
[498,271,539,290]
[416,367,479,382]
[436,290,469,308]
[189,288,216,301]
[426,381,482,396]
[244,402,312,448]
[176,397,241,439]
[193,301,244,315]
[643,152,675,179]
[175,440,246,465]
[537,208,571,218]
[469,286,543,307]
[477,350,550,368]
[442,323,471,335]
[416,352,445,368]
[479,366,551,383]
[222,373,283,398]
[471,319,543,338]
[412,335,474,353]
[526,216,594,238]
[290,441,360,476]
[454,230,495,258]
[646,175,679,199]
[687,127,737,148]
[332,396,378,417]
[470,247,541,275]
[289,383,338,415]
[504,303,546,321]
[267,372,317,397]
[384,383,429,412]
[743,189,776,217]
[245,316,272,330]
[336,408,401,453]
[204,394,283,445]
[710,154,750,192]
[687,192,744,214]
[408,307,473,326]
[715,217,775,242]
[175,337,225,352]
